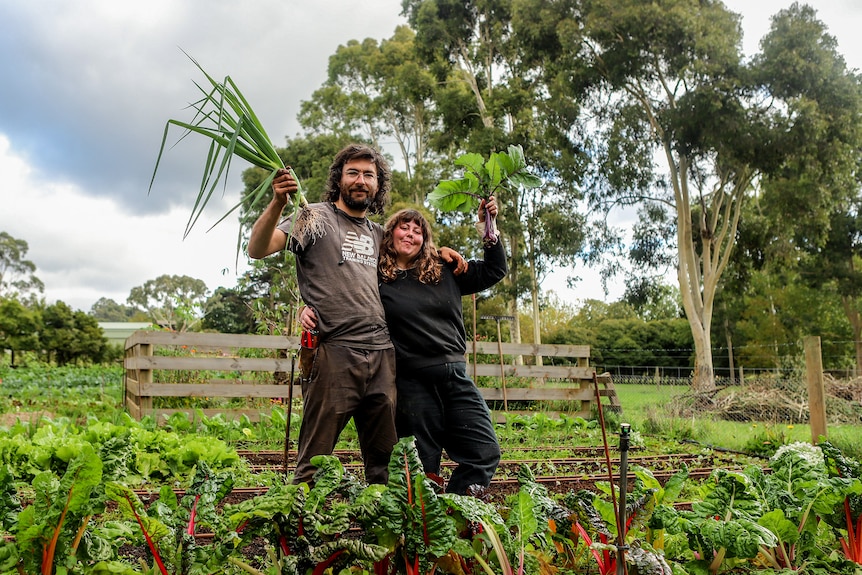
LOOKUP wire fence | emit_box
[599,367,862,426]
[599,364,861,382]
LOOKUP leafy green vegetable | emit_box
[660,468,777,574]
[0,465,21,532]
[14,443,106,575]
[374,437,459,575]
[107,482,171,575]
[820,440,862,565]
[221,455,387,574]
[427,144,542,245]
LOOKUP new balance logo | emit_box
[340,231,377,266]
[342,231,374,255]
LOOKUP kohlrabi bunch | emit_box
[426,144,542,246]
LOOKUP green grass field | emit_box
[611,383,861,458]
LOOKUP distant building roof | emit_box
[98,322,155,345]
[98,322,154,330]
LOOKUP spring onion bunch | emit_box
[149,51,322,241]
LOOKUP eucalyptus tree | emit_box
[40,301,107,366]
[88,297,138,322]
[533,0,859,391]
[709,5,862,376]
[713,202,859,375]
[753,5,862,374]
[794,203,862,373]
[126,274,210,333]
[298,26,442,205]
[202,286,257,334]
[402,0,588,355]
[0,297,40,366]
[0,231,44,302]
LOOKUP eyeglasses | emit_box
[344,169,377,182]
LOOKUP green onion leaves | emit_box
[149,51,306,240]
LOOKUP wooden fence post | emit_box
[125,339,152,419]
[123,343,138,419]
[804,335,828,443]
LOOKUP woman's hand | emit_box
[479,195,498,221]
[299,305,318,331]
[477,195,499,246]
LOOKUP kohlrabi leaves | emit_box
[427,144,542,214]
[454,153,488,177]
[426,177,481,213]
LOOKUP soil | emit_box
[0,410,55,427]
[118,538,270,569]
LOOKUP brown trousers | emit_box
[293,342,397,485]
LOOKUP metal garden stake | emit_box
[481,314,514,411]
[617,422,632,575]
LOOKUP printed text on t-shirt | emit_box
[341,231,377,266]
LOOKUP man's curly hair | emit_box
[325,143,391,215]
[379,209,443,285]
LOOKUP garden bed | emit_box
[0,364,860,574]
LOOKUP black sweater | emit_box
[379,241,507,371]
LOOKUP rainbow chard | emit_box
[563,472,670,575]
[107,483,171,575]
[657,469,777,575]
[220,482,308,567]
[426,145,542,246]
[107,462,234,575]
[373,437,459,575]
[13,443,106,575]
[820,441,862,564]
[222,455,386,574]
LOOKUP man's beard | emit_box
[341,185,373,211]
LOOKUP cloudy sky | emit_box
[1,1,861,313]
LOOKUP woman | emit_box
[378,198,505,495]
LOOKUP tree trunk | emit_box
[724,317,735,386]
[504,230,523,366]
[674,161,718,394]
[507,299,523,366]
[632,69,751,395]
[692,334,715,392]
[840,294,862,376]
[669,157,749,393]
[457,42,494,129]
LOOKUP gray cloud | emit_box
[0,0,405,216]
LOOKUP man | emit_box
[248,143,397,485]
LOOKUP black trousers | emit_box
[395,361,501,494]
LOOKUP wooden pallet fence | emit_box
[124,330,301,421]
[124,331,619,420]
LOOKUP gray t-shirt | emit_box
[277,202,391,349]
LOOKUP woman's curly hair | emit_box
[379,209,442,284]
[325,143,391,215]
